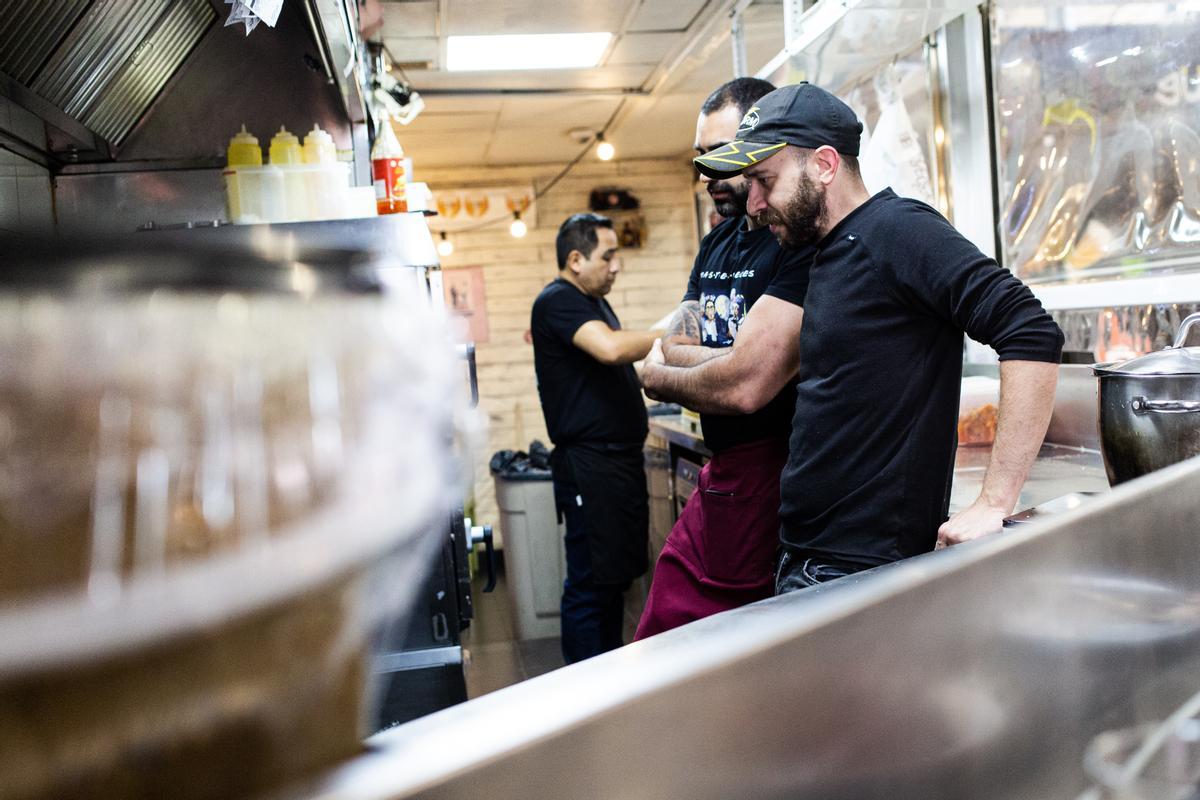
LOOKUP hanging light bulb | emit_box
[595,132,615,161]
[437,231,454,257]
[510,211,527,238]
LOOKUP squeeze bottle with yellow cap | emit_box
[224,125,262,222]
[269,126,305,221]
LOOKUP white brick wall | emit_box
[422,157,699,536]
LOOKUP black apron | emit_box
[552,442,649,585]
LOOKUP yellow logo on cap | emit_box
[696,140,786,169]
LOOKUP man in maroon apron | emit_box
[531,213,660,663]
[634,79,815,638]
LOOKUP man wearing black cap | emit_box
[633,77,813,639]
[695,83,1064,592]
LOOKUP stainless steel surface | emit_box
[0,0,358,178]
[1097,371,1200,484]
[950,443,1107,515]
[81,0,214,145]
[1131,398,1200,414]
[266,453,1200,800]
[647,414,712,459]
[0,229,383,294]
[375,647,464,673]
[53,168,227,232]
[1096,313,1200,484]
[308,0,368,125]
[1047,364,1103,450]
[0,0,91,85]
[1002,491,1102,526]
[1176,313,1200,348]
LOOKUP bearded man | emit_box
[694,82,1064,592]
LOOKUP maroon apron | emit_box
[635,437,788,639]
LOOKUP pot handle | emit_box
[1172,312,1200,348]
[1131,396,1200,414]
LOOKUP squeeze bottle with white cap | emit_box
[303,124,348,219]
[371,119,407,215]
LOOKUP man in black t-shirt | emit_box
[695,83,1064,591]
[531,213,661,663]
[634,79,814,639]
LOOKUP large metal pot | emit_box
[1095,312,1200,485]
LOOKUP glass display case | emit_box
[993,0,1200,285]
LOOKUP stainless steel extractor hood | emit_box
[0,0,216,156]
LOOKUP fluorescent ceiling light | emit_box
[446,33,612,71]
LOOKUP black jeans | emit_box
[555,478,630,664]
[774,546,862,595]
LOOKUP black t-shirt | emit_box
[779,189,1064,567]
[531,278,649,446]
[683,216,813,454]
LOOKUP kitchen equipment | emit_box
[0,232,461,800]
[1094,312,1200,484]
[1081,690,1200,800]
[1003,492,1102,526]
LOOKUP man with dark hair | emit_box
[634,77,814,638]
[694,82,1064,591]
[531,212,661,662]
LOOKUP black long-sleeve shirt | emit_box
[779,189,1064,567]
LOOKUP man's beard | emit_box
[763,173,827,248]
[707,179,748,219]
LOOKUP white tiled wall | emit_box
[0,95,53,233]
[0,148,53,232]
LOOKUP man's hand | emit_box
[641,338,666,401]
[935,498,1009,549]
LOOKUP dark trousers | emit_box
[557,480,629,664]
[774,544,863,595]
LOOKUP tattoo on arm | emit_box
[666,301,702,344]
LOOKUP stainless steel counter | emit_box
[950,443,1108,514]
[650,410,1108,516]
[262,443,1200,800]
[647,414,711,459]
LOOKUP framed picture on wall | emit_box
[442,266,490,344]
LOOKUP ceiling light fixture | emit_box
[510,211,528,239]
[437,231,454,257]
[446,33,612,71]
[595,132,615,162]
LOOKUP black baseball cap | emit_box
[694,82,863,179]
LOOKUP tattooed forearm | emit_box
[665,301,702,344]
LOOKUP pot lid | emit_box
[1096,347,1200,375]
[1096,312,1200,375]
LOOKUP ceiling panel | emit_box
[495,96,621,130]
[395,131,489,168]
[409,64,654,91]
[607,32,681,65]
[444,0,628,35]
[402,111,497,133]
[419,94,506,113]
[380,1,438,37]
[483,130,591,165]
[614,93,704,159]
[627,0,708,33]
[384,36,440,64]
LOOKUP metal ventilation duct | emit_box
[0,0,215,150]
[0,0,91,85]
[81,0,215,144]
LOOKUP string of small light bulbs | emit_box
[435,128,615,257]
